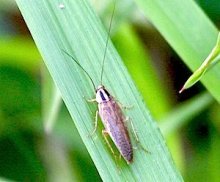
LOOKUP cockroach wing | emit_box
[98,98,133,163]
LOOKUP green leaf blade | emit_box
[135,0,220,102]
[15,0,182,181]
[180,32,220,92]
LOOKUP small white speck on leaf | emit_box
[59,3,65,9]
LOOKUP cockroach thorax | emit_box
[96,85,111,103]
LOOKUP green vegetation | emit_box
[0,0,219,181]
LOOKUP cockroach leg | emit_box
[118,154,122,172]
[129,118,139,142]
[119,153,122,161]
[116,100,133,110]
[82,96,96,103]
[88,110,99,137]
[102,130,117,161]
[132,146,138,150]
[87,98,97,103]
[129,118,150,154]
[102,130,122,171]
[124,116,130,123]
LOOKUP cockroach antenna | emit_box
[100,1,116,85]
[62,2,148,164]
[62,49,96,92]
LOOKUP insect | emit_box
[63,2,144,164]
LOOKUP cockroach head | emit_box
[96,85,111,103]
[96,85,104,91]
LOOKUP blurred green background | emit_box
[0,0,220,181]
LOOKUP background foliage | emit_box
[0,0,219,181]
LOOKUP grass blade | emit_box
[15,0,182,181]
[179,32,220,93]
[135,0,220,102]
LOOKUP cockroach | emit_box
[63,2,145,164]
